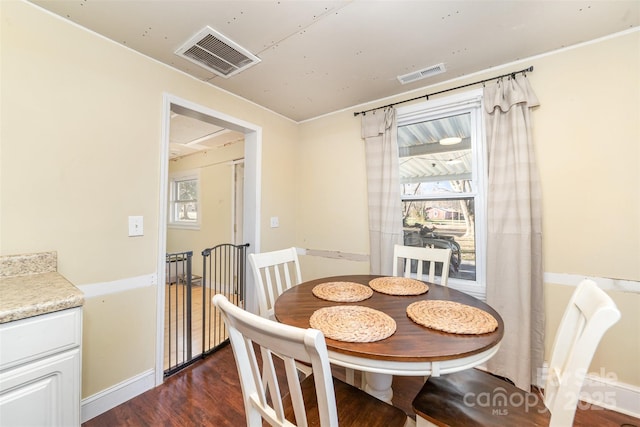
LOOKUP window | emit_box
[396,90,486,297]
[169,170,200,229]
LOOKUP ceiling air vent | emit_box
[397,63,446,85]
[175,26,261,78]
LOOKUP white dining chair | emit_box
[249,247,302,320]
[249,247,358,385]
[213,294,409,427]
[393,244,452,286]
[412,279,621,427]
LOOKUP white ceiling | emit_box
[168,112,244,160]
[30,0,638,123]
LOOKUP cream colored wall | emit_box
[532,32,639,280]
[167,142,244,274]
[297,30,640,387]
[82,286,156,396]
[521,31,639,386]
[1,1,298,398]
[296,113,371,278]
[258,117,300,253]
[533,32,640,386]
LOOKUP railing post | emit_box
[186,251,193,361]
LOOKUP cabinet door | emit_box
[0,348,80,427]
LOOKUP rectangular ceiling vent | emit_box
[175,26,261,78]
[397,63,446,85]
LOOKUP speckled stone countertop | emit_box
[0,252,84,323]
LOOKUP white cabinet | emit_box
[0,307,82,426]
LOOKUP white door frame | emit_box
[230,159,245,245]
[156,93,261,385]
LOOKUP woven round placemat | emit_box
[369,276,429,296]
[312,282,373,302]
[309,305,396,342]
[406,300,498,334]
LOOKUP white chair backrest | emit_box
[544,279,621,427]
[392,244,452,285]
[213,294,338,427]
[249,247,302,319]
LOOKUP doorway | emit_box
[156,94,261,385]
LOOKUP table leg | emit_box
[363,372,393,403]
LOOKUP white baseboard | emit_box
[81,369,155,423]
[537,365,640,419]
[579,374,640,419]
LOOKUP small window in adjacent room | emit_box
[169,170,200,229]
[396,90,486,298]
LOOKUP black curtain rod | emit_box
[353,66,534,117]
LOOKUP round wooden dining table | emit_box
[274,274,504,403]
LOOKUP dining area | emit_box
[81,244,630,427]
[211,245,621,427]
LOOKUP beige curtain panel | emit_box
[484,74,544,391]
[361,108,403,275]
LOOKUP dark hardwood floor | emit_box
[83,344,639,427]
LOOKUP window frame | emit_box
[396,89,487,299]
[168,169,201,230]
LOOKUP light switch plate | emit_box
[128,216,144,236]
[270,216,279,228]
